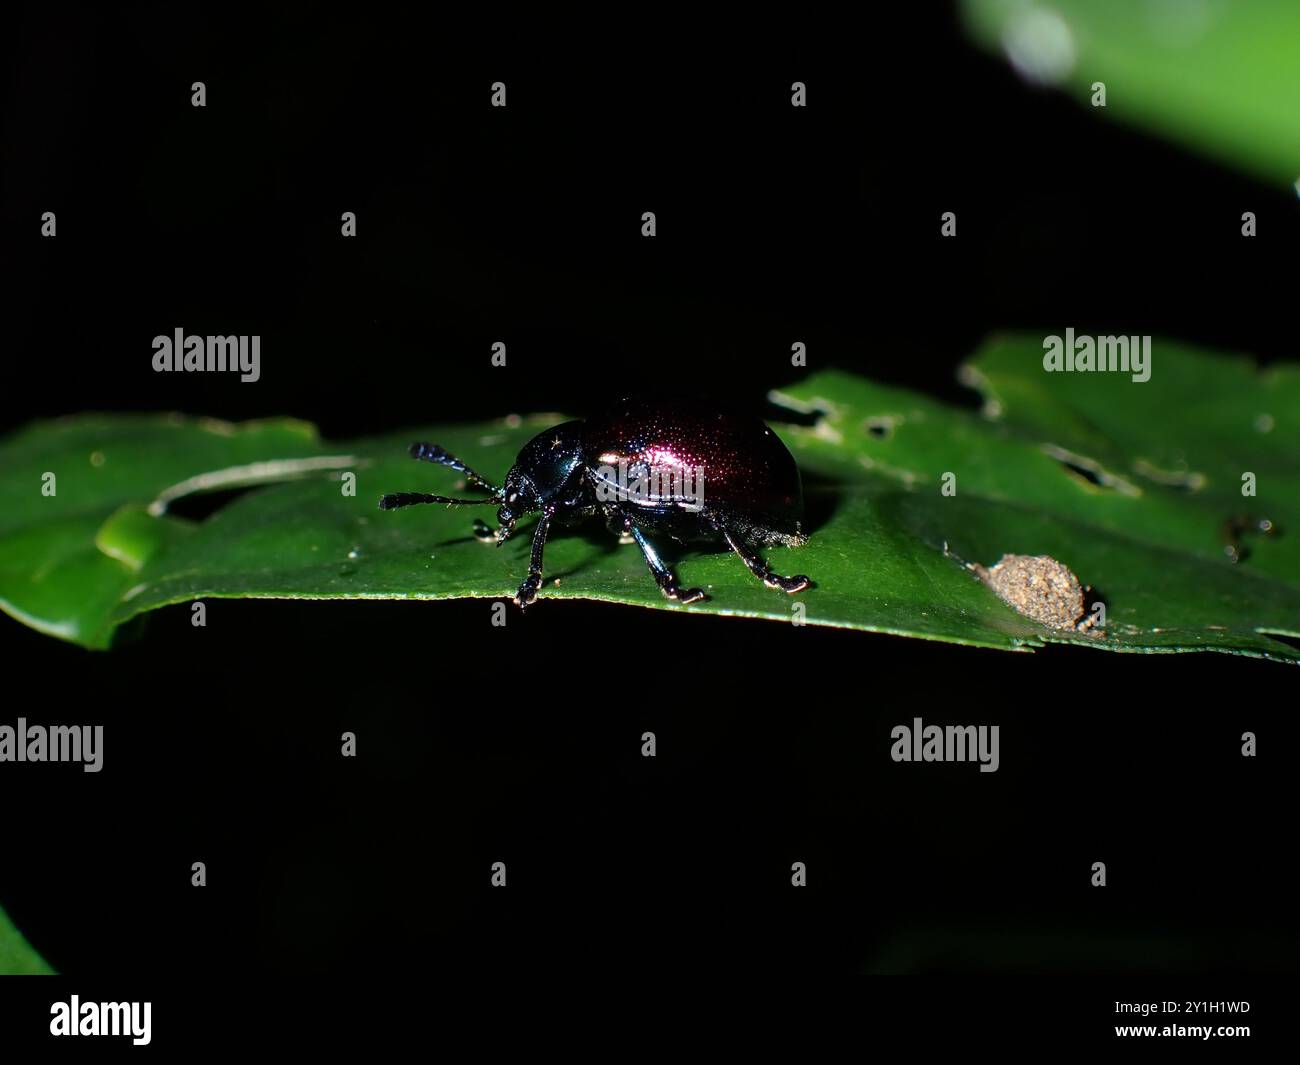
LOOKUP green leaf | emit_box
[961,0,1300,187]
[0,904,54,974]
[0,416,353,646]
[1,337,1297,660]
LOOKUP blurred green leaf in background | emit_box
[0,905,54,975]
[963,0,1300,188]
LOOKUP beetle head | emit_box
[493,470,541,544]
[494,422,586,543]
[379,426,588,546]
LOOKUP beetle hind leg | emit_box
[715,522,811,594]
[629,526,706,605]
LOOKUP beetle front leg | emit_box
[715,522,810,594]
[513,506,556,609]
[629,525,706,604]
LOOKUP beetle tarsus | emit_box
[628,526,705,605]
[717,525,812,595]
[513,577,541,609]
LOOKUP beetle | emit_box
[378,399,812,609]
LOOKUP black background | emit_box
[1,0,1296,1007]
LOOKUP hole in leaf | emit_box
[1057,456,1105,488]
[760,398,822,427]
[865,416,897,440]
[1260,630,1300,653]
[1042,445,1140,496]
[162,485,262,521]
[1132,458,1205,492]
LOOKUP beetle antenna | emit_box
[378,492,500,510]
[407,442,501,494]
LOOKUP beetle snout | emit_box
[494,505,518,544]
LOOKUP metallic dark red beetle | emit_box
[379,399,811,609]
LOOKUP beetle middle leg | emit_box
[628,524,706,604]
[605,510,635,544]
[714,520,810,594]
